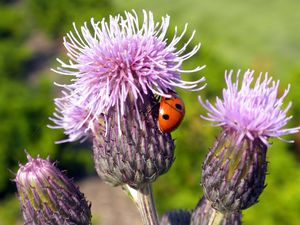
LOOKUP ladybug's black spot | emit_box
[175,103,183,110]
[162,114,170,120]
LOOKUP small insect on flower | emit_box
[158,93,185,133]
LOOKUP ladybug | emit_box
[158,93,185,133]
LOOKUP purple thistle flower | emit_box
[15,153,91,225]
[199,69,300,145]
[199,69,300,213]
[50,10,205,142]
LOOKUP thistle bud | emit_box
[160,210,191,225]
[93,94,175,188]
[191,197,242,225]
[15,154,91,225]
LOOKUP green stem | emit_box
[126,184,159,225]
[208,209,224,225]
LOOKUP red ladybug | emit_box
[158,93,185,133]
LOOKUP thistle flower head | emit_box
[199,69,300,145]
[200,69,300,212]
[51,10,205,142]
[15,153,91,225]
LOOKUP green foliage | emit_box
[25,0,112,38]
[0,40,33,79]
[0,5,32,80]
[0,196,21,225]
[0,5,29,40]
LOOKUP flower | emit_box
[199,69,300,145]
[50,10,205,142]
[15,153,91,225]
[199,69,300,212]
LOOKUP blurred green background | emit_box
[0,0,300,224]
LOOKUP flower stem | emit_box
[208,209,224,225]
[126,184,160,225]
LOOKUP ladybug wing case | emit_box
[158,95,185,133]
